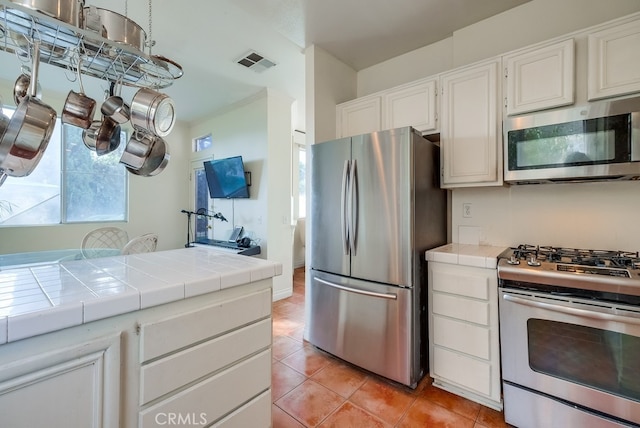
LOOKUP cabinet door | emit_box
[0,334,120,428]
[440,59,502,187]
[588,19,640,100]
[336,96,381,138]
[504,39,574,115]
[384,79,438,133]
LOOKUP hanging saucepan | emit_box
[130,88,176,137]
[61,57,96,129]
[13,65,42,105]
[101,80,130,124]
[119,129,154,170]
[125,136,170,177]
[0,42,57,178]
[82,116,121,156]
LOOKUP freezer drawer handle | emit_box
[316,278,398,300]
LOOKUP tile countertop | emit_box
[425,243,508,269]
[0,247,282,344]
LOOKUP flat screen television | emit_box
[203,156,250,199]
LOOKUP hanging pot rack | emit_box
[0,0,183,89]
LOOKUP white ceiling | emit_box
[0,0,530,127]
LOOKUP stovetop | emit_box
[504,244,640,271]
[497,244,640,300]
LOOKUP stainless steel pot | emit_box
[130,88,176,137]
[83,6,147,51]
[101,80,130,124]
[61,59,96,129]
[119,130,154,169]
[13,66,42,105]
[0,43,57,178]
[125,137,169,177]
[82,117,120,156]
[10,0,85,26]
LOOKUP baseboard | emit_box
[273,287,293,301]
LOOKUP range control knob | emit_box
[507,254,520,265]
[527,255,542,267]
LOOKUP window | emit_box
[0,107,128,226]
[195,134,212,152]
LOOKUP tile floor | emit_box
[271,268,510,427]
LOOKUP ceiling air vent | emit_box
[237,51,276,72]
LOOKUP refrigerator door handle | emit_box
[341,160,350,255]
[349,159,358,255]
[316,278,398,300]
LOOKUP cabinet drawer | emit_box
[432,292,489,326]
[433,346,492,396]
[433,315,490,359]
[140,288,271,362]
[140,319,271,405]
[139,350,271,428]
[431,268,490,300]
[213,390,271,428]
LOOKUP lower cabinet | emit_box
[0,279,273,428]
[0,334,121,428]
[428,261,502,410]
[138,287,272,427]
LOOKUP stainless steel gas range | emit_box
[498,245,640,428]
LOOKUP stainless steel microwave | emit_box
[503,97,640,184]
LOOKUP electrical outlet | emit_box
[463,203,472,218]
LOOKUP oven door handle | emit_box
[316,278,397,300]
[503,293,640,324]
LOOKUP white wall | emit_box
[190,93,269,243]
[305,45,357,145]
[0,75,190,254]
[308,0,640,252]
[189,90,294,300]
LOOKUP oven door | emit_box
[499,287,640,425]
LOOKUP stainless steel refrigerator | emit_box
[306,126,447,388]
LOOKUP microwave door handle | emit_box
[349,159,357,256]
[503,293,640,325]
[341,160,350,255]
[316,278,397,300]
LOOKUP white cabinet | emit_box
[336,77,438,138]
[428,261,501,410]
[439,59,502,188]
[504,39,575,115]
[588,18,640,100]
[336,96,382,138]
[138,287,272,427]
[383,78,438,133]
[0,279,274,428]
[0,334,121,428]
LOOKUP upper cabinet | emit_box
[336,77,438,138]
[588,18,640,100]
[503,39,575,116]
[440,58,502,188]
[336,96,382,138]
[383,78,438,133]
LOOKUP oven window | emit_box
[507,113,631,169]
[528,319,640,401]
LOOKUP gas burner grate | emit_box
[507,245,640,269]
